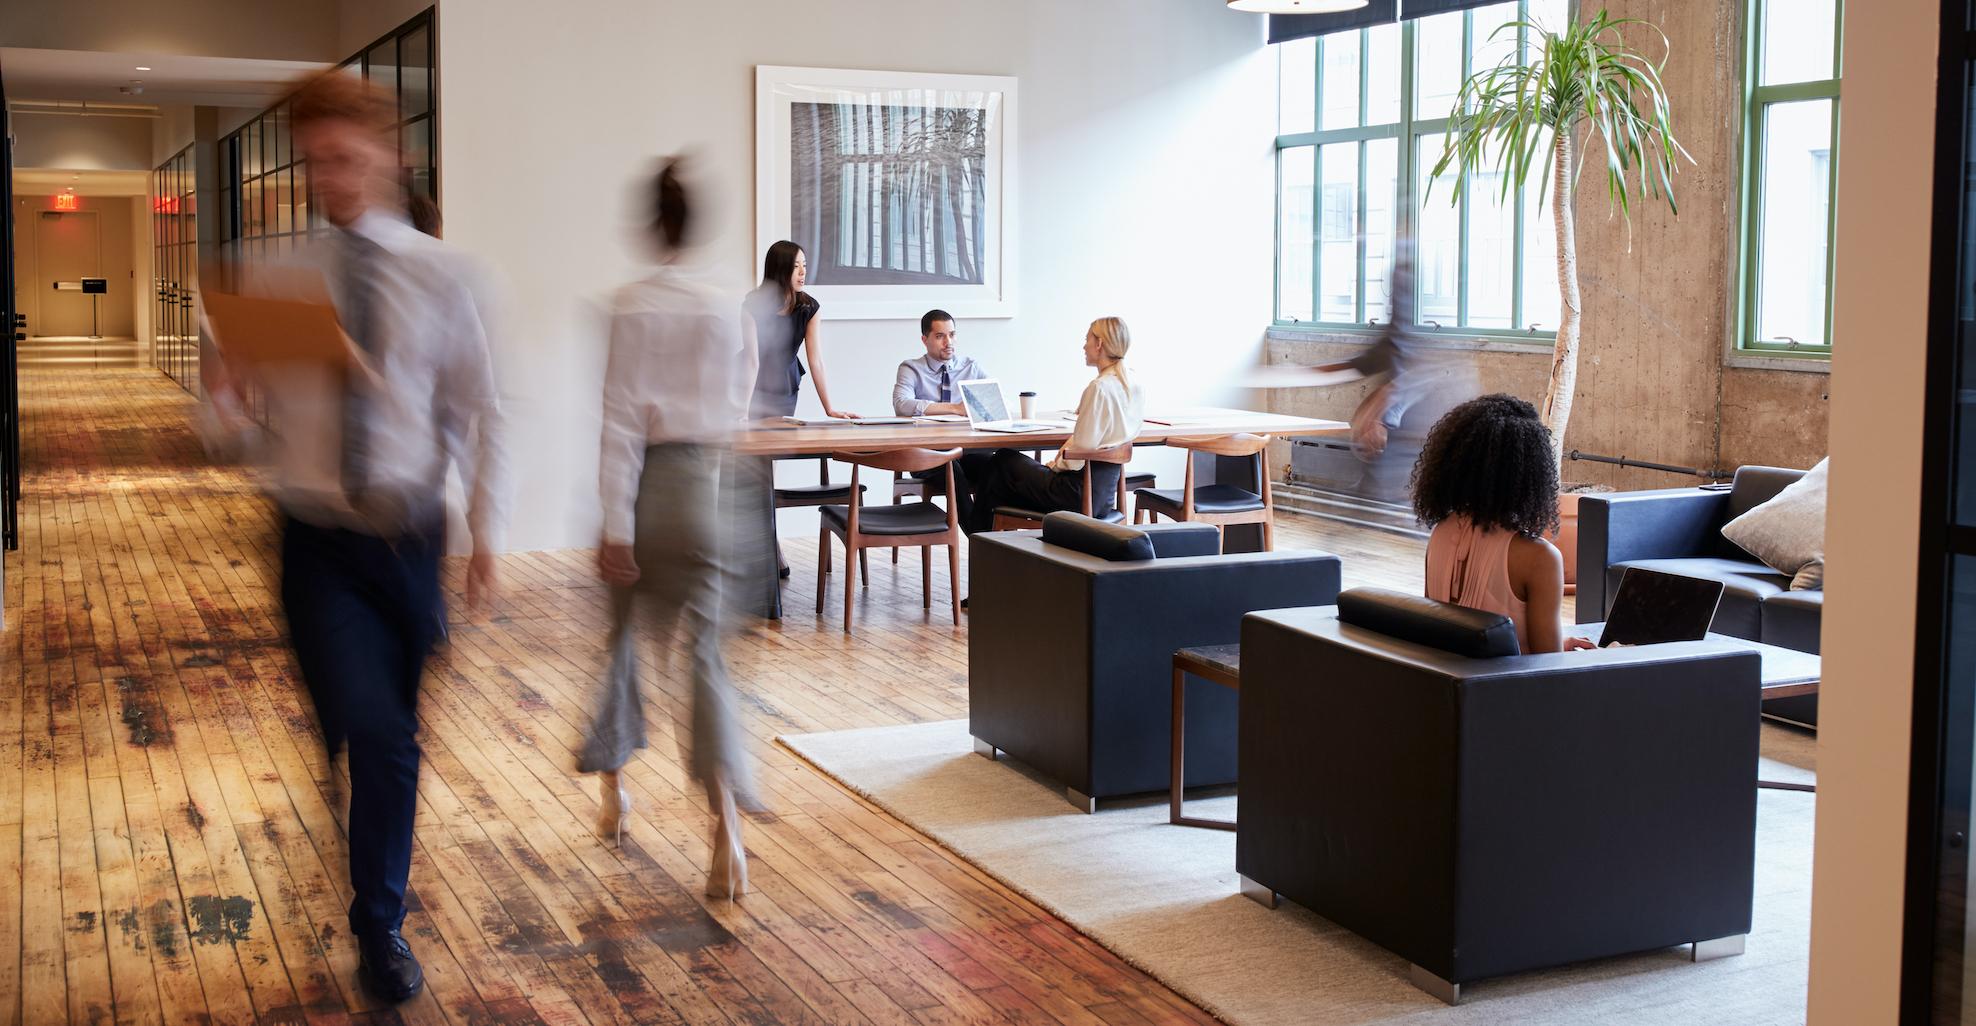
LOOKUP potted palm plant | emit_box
[1431,7,1690,588]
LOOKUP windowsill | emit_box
[1265,325,1557,355]
[1724,350,1833,374]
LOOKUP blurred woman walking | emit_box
[586,157,759,897]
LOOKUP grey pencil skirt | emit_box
[578,442,755,807]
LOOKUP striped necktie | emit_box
[939,364,952,404]
[340,232,382,504]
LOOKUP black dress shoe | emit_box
[358,929,425,1002]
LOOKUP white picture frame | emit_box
[755,65,1017,320]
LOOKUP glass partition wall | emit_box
[150,9,435,398]
[218,8,436,265]
[150,146,199,394]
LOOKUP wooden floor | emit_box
[0,367,1426,1026]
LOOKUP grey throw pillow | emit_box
[1720,459,1828,591]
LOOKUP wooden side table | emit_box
[1171,644,1242,830]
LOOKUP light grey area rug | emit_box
[779,720,1817,1026]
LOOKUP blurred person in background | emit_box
[589,157,760,898]
[203,70,508,1003]
[406,194,442,236]
[1248,239,1473,504]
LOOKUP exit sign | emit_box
[52,194,79,211]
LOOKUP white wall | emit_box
[438,0,1278,552]
[12,112,155,170]
[1804,0,1938,1021]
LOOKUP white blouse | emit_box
[1051,369,1145,472]
[598,266,758,545]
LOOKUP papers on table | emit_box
[780,416,914,426]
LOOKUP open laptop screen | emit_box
[1598,567,1726,647]
[958,379,1009,424]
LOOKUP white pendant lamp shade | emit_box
[1227,0,1369,11]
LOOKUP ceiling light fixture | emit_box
[1226,0,1368,11]
[135,66,150,71]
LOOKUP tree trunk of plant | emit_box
[1544,130,1581,478]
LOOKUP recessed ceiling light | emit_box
[135,66,151,71]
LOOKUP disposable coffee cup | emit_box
[1019,392,1038,419]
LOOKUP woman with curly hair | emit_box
[1411,394,1595,654]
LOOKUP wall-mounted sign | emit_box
[52,194,79,212]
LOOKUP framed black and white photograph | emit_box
[755,65,1016,320]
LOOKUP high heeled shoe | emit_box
[597,771,631,847]
[706,788,749,898]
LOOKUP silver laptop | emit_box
[958,378,1059,433]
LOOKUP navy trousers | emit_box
[281,515,443,937]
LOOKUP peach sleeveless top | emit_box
[1424,515,1529,654]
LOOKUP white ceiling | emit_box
[2,47,328,107]
[12,169,150,197]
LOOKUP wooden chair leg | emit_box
[1261,514,1274,552]
[948,541,962,625]
[844,539,858,634]
[815,527,829,613]
[893,492,902,563]
[859,548,870,587]
[922,546,932,610]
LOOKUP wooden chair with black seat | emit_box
[818,448,964,633]
[1132,433,1276,551]
[988,443,1135,531]
[888,467,948,563]
[773,456,866,580]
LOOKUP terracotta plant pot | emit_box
[1553,493,1582,596]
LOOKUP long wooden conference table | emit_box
[735,407,1349,619]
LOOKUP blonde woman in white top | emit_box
[964,316,1146,534]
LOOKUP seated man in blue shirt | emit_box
[892,309,994,523]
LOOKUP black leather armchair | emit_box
[968,513,1341,811]
[1576,465,1819,724]
[1237,590,1761,1002]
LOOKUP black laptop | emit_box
[1598,567,1726,647]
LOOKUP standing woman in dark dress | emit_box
[742,241,859,590]
[745,241,859,419]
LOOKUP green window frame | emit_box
[1274,2,1565,340]
[1736,0,1842,356]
